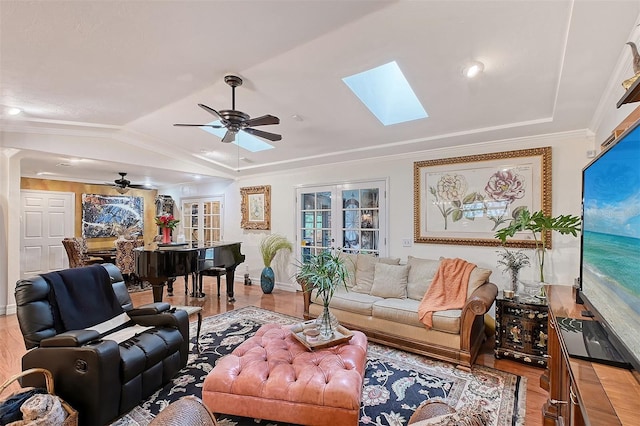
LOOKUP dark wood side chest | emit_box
[495,296,548,367]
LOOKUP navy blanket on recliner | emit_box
[42,264,124,330]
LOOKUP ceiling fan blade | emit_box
[221,130,236,143]
[244,114,280,127]
[198,104,226,120]
[243,128,282,141]
[174,123,223,128]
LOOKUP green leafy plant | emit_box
[259,234,293,268]
[495,208,581,282]
[295,250,349,307]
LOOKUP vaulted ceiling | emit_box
[1,1,639,188]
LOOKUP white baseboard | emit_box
[1,304,16,316]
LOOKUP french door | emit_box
[296,180,387,262]
[181,197,224,245]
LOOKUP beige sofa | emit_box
[302,254,498,368]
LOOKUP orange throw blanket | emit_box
[418,258,476,329]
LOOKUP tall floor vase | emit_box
[260,267,275,294]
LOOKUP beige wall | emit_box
[21,178,158,248]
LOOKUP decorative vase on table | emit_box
[315,303,339,340]
[162,227,171,244]
[260,267,275,294]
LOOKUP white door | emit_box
[295,179,388,263]
[21,190,75,277]
[181,197,224,245]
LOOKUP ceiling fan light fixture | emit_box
[115,186,130,194]
[463,61,485,78]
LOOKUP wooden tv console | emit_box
[542,285,640,425]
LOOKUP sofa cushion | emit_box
[372,298,461,334]
[467,267,492,297]
[326,287,382,316]
[353,255,400,294]
[370,263,409,298]
[406,256,441,300]
[338,252,358,289]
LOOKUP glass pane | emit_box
[318,211,331,228]
[371,210,379,228]
[321,230,331,247]
[344,230,360,251]
[191,216,198,226]
[317,192,332,209]
[204,216,212,227]
[362,189,379,208]
[204,229,212,242]
[361,210,374,228]
[302,212,315,228]
[343,190,360,209]
[344,210,358,229]
[302,194,315,209]
[362,231,378,250]
[211,216,220,228]
[302,229,314,245]
[211,203,220,214]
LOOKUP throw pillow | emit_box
[467,267,492,297]
[353,255,400,294]
[406,256,441,300]
[370,263,409,298]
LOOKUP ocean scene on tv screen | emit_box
[582,124,640,362]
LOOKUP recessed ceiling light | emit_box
[8,107,22,116]
[463,61,485,78]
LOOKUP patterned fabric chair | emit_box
[115,239,144,280]
[149,396,218,426]
[62,237,101,268]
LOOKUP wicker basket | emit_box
[0,368,78,426]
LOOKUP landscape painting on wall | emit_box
[82,194,144,238]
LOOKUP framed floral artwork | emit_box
[240,185,271,230]
[413,147,552,247]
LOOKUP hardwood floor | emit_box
[0,277,546,425]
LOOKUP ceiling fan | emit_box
[110,172,149,194]
[173,75,281,143]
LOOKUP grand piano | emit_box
[134,242,244,303]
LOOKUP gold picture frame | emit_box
[240,185,271,230]
[413,147,552,248]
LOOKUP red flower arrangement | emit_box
[155,214,180,230]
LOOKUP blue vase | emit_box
[260,267,275,294]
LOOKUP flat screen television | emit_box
[578,119,640,372]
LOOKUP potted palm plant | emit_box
[495,208,581,297]
[259,234,293,294]
[295,250,349,340]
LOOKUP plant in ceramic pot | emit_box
[496,248,530,294]
[259,234,292,294]
[495,207,581,297]
[295,250,349,340]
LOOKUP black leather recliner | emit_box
[15,263,189,425]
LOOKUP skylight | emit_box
[342,61,428,126]
[201,121,275,152]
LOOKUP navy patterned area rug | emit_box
[113,307,526,426]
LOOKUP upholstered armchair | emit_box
[62,237,101,268]
[14,263,189,425]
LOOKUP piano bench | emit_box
[198,267,226,298]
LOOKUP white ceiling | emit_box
[1,0,639,188]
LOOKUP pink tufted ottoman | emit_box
[202,323,368,426]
